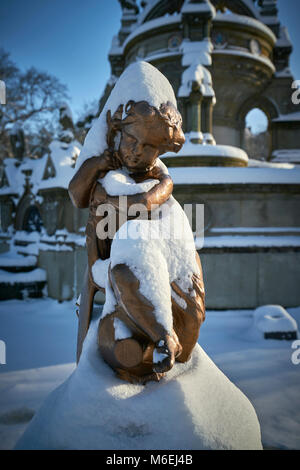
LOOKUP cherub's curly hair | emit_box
[106,100,182,152]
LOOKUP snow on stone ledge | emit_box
[163,140,248,163]
[248,158,294,169]
[213,49,275,73]
[168,166,300,185]
[272,149,300,164]
[0,252,36,268]
[273,112,300,122]
[122,14,182,51]
[0,268,46,285]
[214,13,276,44]
[275,68,293,78]
[196,235,300,250]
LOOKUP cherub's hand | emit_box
[97,149,122,173]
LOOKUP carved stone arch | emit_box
[22,205,43,233]
[237,94,279,127]
[15,194,43,232]
[237,95,279,160]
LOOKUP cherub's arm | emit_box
[68,151,119,209]
[91,161,173,212]
[135,164,173,211]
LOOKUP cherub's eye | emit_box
[123,130,137,143]
[143,143,156,150]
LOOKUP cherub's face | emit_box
[118,105,185,174]
[118,122,160,173]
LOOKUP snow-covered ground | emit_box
[0,298,299,450]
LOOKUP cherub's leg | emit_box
[171,252,205,363]
[98,308,162,384]
[97,263,182,383]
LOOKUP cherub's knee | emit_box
[111,263,136,287]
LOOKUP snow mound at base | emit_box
[254,305,298,334]
[15,316,262,450]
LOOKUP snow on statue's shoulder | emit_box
[15,315,262,450]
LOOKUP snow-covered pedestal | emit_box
[16,315,262,450]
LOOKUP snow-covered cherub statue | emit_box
[69,62,205,384]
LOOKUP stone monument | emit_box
[15,62,262,450]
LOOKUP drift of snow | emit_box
[253,305,298,334]
[1,300,300,449]
[15,314,262,450]
[76,62,177,171]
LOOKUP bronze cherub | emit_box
[69,86,205,385]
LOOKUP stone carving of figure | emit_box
[118,0,139,14]
[9,122,25,161]
[69,62,205,384]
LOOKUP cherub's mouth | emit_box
[127,165,153,174]
[172,142,183,153]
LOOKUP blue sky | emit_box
[0,0,122,117]
[1,0,299,122]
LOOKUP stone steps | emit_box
[0,251,47,300]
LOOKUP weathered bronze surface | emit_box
[69,100,205,383]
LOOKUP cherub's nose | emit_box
[172,127,185,152]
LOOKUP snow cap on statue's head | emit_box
[75,61,177,170]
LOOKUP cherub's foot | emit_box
[153,332,182,374]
